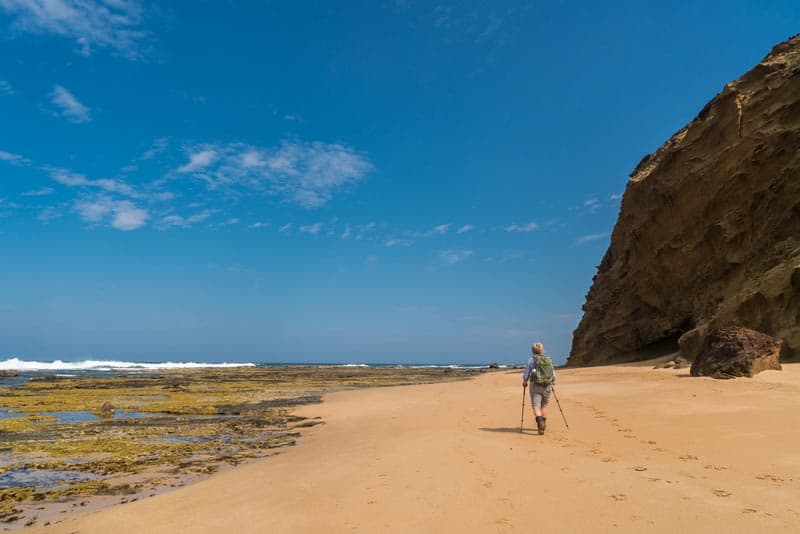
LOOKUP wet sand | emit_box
[31,361,800,533]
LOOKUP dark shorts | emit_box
[529,383,552,409]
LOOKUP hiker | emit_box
[523,342,556,435]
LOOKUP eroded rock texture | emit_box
[569,34,800,366]
[690,326,783,379]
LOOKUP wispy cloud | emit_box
[584,197,601,213]
[159,210,212,229]
[247,221,267,229]
[37,206,63,223]
[177,149,217,173]
[278,223,292,233]
[504,222,538,233]
[610,193,622,201]
[0,0,150,58]
[456,224,474,234]
[299,223,322,235]
[151,191,174,201]
[575,232,609,245]
[438,249,473,265]
[0,198,20,216]
[353,221,376,240]
[21,187,54,196]
[141,138,169,160]
[75,195,148,231]
[410,223,451,238]
[174,140,373,209]
[3,149,168,231]
[7,138,374,234]
[385,238,413,247]
[0,80,13,95]
[50,85,91,123]
[48,167,137,197]
[0,150,31,166]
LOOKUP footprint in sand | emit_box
[495,517,512,532]
[678,454,699,461]
[633,466,648,472]
[497,497,514,510]
[704,464,728,471]
[741,508,757,514]
[756,474,783,483]
[712,489,732,497]
[610,493,627,502]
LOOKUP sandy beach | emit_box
[31,361,800,533]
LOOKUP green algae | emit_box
[0,366,482,525]
[0,365,481,526]
[0,481,137,522]
[0,414,58,433]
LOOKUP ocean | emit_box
[0,357,508,374]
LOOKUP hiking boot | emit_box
[536,416,544,435]
[542,417,547,433]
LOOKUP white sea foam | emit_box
[0,358,256,372]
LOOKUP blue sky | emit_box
[1,1,798,364]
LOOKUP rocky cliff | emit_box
[568,34,800,366]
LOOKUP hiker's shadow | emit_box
[480,427,538,435]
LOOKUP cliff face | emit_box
[568,34,800,366]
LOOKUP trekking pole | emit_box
[520,384,526,432]
[552,387,569,430]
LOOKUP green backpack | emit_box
[532,354,554,385]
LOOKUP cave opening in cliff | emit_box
[635,318,695,361]
[635,333,682,360]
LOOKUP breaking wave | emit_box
[0,358,256,372]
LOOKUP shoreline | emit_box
[0,366,482,529]
[24,360,800,533]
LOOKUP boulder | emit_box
[678,324,708,362]
[690,326,783,378]
[568,33,800,366]
[488,362,500,369]
[672,355,688,370]
[0,370,18,377]
[99,402,115,417]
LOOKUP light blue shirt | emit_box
[523,355,556,384]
